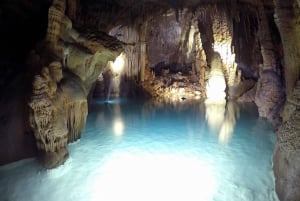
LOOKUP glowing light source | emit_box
[206,53,226,103]
[90,152,217,201]
[206,75,226,102]
[111,52,126,74]
[213,43,236,69]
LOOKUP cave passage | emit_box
[0,98,278,201]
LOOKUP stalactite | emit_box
[109,25,140,79]
[176,11,193,64]
[194,26,207,98]
[46,0,66,53]
[212,10,237,86]
[65,100,88,142]
[67,0,78,21]
[274,0,300,95]
[197,9,214,65]
[28,65,69,157]
[257,3,277,71]
[139,20,148,82]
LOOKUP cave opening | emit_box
[1,0,300,201]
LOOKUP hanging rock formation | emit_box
[2,1,300,200]
[29,63,69,168]
[28,0,123,168]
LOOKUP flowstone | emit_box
[29,63,69,168]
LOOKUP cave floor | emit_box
[0,98,278,201]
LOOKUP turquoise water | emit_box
[0,99,278,201]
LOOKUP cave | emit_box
[0,0,300,200]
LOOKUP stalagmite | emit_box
[205,52,226,103]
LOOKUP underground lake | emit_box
[0,98,279,201]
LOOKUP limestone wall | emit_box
[274,81,300,201]
[273,1,300,200]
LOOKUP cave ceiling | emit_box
[76,0,274,32]
[81,0,274,7]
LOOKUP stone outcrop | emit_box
[274,81,300,201]
[28,0,123,168]
[142,63,202,101]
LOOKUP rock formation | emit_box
[27,0,123,168]
[205,52,226,103]
[274,0,300,95]
[272,1,300,199]
[274,81,300,201]
[254,2,284,122]
[255,70,284,122]
[2,0,300,199]
[28,63,69,168]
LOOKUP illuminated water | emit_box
[0,99,278,201]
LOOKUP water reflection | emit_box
[205,100,240,145]
[97,98,240,144]
[111,103,125,136]
[205,101,226,134]
[113,117,124,136]
[219,101,240,144]
[0,98,277,201]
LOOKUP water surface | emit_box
[0,99,278,201]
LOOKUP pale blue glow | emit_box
[90,153,216,201]
[0,99,278,201]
